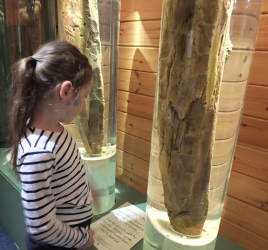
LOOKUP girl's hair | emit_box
[9,40,92,171]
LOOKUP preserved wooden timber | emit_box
[58,0,105,155]
[155,0,234,235]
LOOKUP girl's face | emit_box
[63,79,93,123]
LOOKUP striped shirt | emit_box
[17,126,93,248]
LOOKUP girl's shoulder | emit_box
[20,126,69,154]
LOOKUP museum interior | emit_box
[0,0,267,250]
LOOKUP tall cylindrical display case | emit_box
[143,0,262,249]
[57,0,121,215]
[0,0,56,147]
[0,0,10,147]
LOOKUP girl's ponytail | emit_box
[9,57,38,172]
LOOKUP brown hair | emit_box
[9,40,92,172]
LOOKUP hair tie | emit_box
[29,56,36,63]
[28,56,37,69]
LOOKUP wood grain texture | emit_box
[222,50,254,82]
[243,84,268,119]
[117,111,153,141]
[262,0,268,13]
[120,0,163,21]
[117,90,154,120]
[120,20,161,47]
[154,0,234,235]
[249,51,268,86]
[255,14,268,50]
[233,0,263,17]
[219,218,268,250]
[116,166,148,194]
[238,116,268,149]
[116,148,149,180]
[232,144,268,182]
[222,196,268,240]
[118,69,156,97]
[119,47,159,72]
[227,171,268,210]
[117,130,151,161]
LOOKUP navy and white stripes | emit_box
[17,127,93,248]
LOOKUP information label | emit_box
[91,202,146,250]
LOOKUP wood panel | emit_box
[219,218,268,250]
[116,166,148,195]
[118,69,156,97]
[243,84,268,119]
[222,50,254,82]
[249,51,268,86]
[117,111,152,141]
[117,130,151,162]
[255,14,268,50]
[119,47,159,72]
[117,90,154,120]
[120,20,161,47]
[120,0,163,21]
[263,0,268,13]
[116,149,149,181]
[233,144,268,182]
[227,171,268,210]
[222,196,268,240]
[238,116,268,149]
[233,0,263,16]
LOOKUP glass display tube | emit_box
[88,0,120,214]
[0,0,56,146]
[143,0,263,249]
[0,0,10,147]
[57,0,121,215]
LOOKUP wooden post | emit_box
[58,0,105,155]
[155,0,234,235]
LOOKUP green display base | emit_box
[0,149,25,250]
[0,148,245,250]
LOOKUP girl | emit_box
[9,41,95,250]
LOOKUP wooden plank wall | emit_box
[219,1,268,249]
[116,0,161,194]
[117,1,268,249]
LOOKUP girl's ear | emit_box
[59,81,73,101]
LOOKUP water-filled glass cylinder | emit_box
[0,0,56,146]
[143,0,262,249]
[57,0,121,215]
[0,0,10,147]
